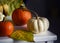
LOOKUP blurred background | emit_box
[24,0,60,43]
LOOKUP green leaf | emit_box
[0,0,23,16]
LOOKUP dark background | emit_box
[24,0,60,43]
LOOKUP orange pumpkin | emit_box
[0,21,14,36]
[12,8,32,26]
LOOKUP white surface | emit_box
[0,37,13,43]
[14,24,27,29]
[34,31,57,41]
[14,40,34,43]
[35,41,45,43]
[47,41,54,43]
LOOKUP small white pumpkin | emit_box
[0,12,5,21]
[27,11,49,34]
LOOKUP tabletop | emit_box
[0,31,57,43]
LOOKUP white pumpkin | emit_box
[0,12,5,21]
[27,11,49,34]
[27,17,49,34]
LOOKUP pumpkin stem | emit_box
[30,10,39,19]
[30,10,40,32]
[20,2,27,9]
